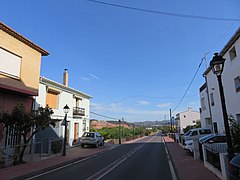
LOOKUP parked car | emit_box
[229,154,240,180]
[184,140,194,153]
[80,132,104,148]
[198,133,226,160]
[182,128,212,142]
[198,133,226,144]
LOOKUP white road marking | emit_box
[86,144,144,180]
[162,137,178,180]
[26,152,104,180]
[27,135,157,180]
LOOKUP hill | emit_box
[90,120,131,129]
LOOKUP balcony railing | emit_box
[73,107,85,117]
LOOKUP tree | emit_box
[0,104,56,164]
[229,115,240,152]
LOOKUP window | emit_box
[236,114,240,124]
[75,98,82,107]
[199,129,211,135]
[201,97,206,110]
[183,115,186,118]
[191,131,198,136]
[210,93,214,106]
[0,47,21,78]
[213,122,218,133]
[234,76,240,93]
[229,46,237,60]
[46,91,59,109]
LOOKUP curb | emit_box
[11,146,115,180]
[162,137,179,180]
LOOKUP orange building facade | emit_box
[0,22,49,146]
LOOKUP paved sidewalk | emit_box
[0,136,220,180]
[163,136,220,180]
[0,143,118,180]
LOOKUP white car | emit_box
[184,140,194,153]
[182,128,212,142]
[80,132,104,148]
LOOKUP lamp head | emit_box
[63,104,70,114]
[210,53,226,76]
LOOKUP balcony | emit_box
[73,107,85,117]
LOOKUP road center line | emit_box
[86,144,144,180]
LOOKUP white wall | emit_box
[177,108,200,133]
[222,38,240,121]
[205,72,225,132]
[201,32,240,133]
[35,81,91,146]
[199,87,210,128]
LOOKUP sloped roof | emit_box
[220,27,240,56]
[0,22,49,56]
[40,76,92,99]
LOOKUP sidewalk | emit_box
[163,136,220,180]
[0,137,220,180]
[0,143,118,180]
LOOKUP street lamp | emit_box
[118,119,121,144]
[210,53,234,160]
[133,123,135,140]
[63,104,70,156]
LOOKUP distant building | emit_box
[200,27,240,133]
[0,22,48,148]
[175,108,200,133]
[35,70,92,146]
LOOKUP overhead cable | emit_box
[90,111,118,120]
[87,0,240,22]
[172,58,204,113]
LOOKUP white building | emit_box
[175,108,200,133]
[35,69,92,146]
[200,27,240,133]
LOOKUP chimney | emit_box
[63,69,68,87]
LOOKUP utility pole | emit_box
[122,117,124,141]
[133,123,135,140]
[118,119,121,144]
[170,109,172,133]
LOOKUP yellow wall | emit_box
[0,29,42,95]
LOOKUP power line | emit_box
[87,0,240,22]
[90,111,118,120]
[109,94,198,103]
[172,57,204,113]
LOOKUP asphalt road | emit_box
[28,133,173,180]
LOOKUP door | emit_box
[74,123,79,144]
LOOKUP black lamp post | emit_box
[210,53,234,160]
[63,104,70,156]
[133,123,135,140]
[118,119,121,144]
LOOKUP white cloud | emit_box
[156,103,172,108]
[137,101,150,105]
[80,73,100,81]
[88,73,100,80]
[80,77,91,81]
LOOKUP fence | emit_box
[204,143,227,172]
[0,138,63,168]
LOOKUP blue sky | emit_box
[1,0,240,122]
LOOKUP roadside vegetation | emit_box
[229,115,240,153]
[90,125,158,141]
